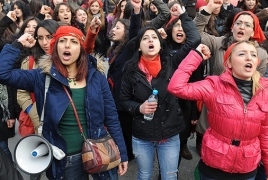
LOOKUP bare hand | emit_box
[6,119,15,128]
[7,11,17,22]
[196,44,211,60]
[205,0,223,14]
[131,0,142,14]
[40,5,51,15]
[18,33,36,48]
[158,28,167,39]
[118,161,128,176]
[191,120,198,125]
[170,3,185,17]
[140,100,157,115]
[90,17,101,32]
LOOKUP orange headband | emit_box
[49,26,85,54]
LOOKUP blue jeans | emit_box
[132,134,180,180]
[64,153,89,180]
[0,140,12,161]
[64,153,119,180]
[199,171,256,180]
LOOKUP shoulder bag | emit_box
[62,85,121,173]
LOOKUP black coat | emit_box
[0,85,16,141]
[119,13,201,141]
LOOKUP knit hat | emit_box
[49,26,85,54]
[232,11,266,43]
[88,0,103,8]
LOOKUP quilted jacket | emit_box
[168,50,268,174]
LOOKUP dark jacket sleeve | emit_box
[147,0,170,29]
[129,11,142,40]
[0,16,14,51]
[170,12,201,67]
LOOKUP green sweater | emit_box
[58,87,88,154]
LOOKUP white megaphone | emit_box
[14,134,65,175]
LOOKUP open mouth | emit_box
[237,31,244,36]
[63,51,71,60]
[245,63,252,71]
[149,44,154,50]
[177,33,183,37]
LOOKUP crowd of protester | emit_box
[0,0,268,179]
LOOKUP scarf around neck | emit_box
[138,55,161,81]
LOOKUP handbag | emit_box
[62,85,121,173]
[18,56,35,137]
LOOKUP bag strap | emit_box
[62,84,87,140]
[38,75,51,135]
[29,56,36,102]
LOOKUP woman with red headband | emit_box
[192,0,268,167]
[168,41,268,180]
[0,26,128,180]
[86,0,110,59]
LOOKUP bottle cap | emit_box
[152,90,158,95]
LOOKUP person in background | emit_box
[0,148,23,180]
[11,0,30,31]
[164,2,202,162]
[216,0,235,35]
[168,40,268,180]
[0,25,128,180]
[87,0,110,57]
[75,8,89,32]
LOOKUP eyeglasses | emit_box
[233,21,254,29]
[36,35,53,41]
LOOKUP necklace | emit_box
[67,78,76,86]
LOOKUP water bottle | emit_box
[144,90,158,121]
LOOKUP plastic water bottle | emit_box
[144,90,158,121]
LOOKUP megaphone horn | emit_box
[14,135,53,175]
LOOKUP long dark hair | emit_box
[12,16,40,41]
[11,0,30,24]
[29,0,43,16]
[32,19,59,62]
[107,18,130,62]
[51,40,88,81]
[125,26,167,71]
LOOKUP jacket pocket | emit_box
[202,133,229,169]
[215,94,235,118]
[241,140,261,171]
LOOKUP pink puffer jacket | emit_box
[168,50,268,174]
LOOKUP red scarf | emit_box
[138,55,161,81]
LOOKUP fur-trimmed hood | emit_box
[38,53,105,75]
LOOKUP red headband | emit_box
[49,26,85,54]
[232,11,266,43]
[88,0,103,8]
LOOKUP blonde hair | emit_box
[227,40,262,95]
